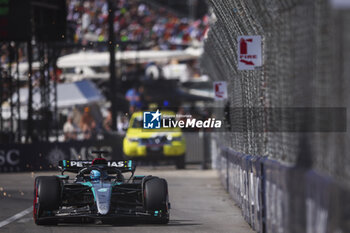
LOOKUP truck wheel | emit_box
[33,176,61,225]
[175,155,185,169]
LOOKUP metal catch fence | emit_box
[201,0,350,187]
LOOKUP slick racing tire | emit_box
[144,178,169,224]
[33,176,61,225]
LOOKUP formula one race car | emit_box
[33,151,170,225]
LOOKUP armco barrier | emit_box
[217,147,350,233]
[304,171,350,233]
[264,159,290,233]
[223,149,265,232]
[287,167,307,233]
[219,148,229,191]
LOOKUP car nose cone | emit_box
[92,183,112,215]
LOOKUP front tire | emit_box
[33,176,61,225]
[143,178,169,224]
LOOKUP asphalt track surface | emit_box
[0,165,255,233]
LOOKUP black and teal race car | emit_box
[33,152,170,225]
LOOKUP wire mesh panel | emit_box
[201,0,350,186]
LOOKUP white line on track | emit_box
[0,207,32,228]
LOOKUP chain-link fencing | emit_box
[201,0,350,187]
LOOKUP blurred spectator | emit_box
[125,85,144,113]
[103,108,113,132]
[79,106,96,139]
[117,114,129,132]
[63,114,77,141]
[66,0,209,49]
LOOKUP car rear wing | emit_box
[58,160,135,173]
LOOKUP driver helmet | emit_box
[90,170,101,181]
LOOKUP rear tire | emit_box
[159,216,169,224]
[33,176,61,225]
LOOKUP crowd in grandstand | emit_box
[67,0,209,49]
[0,0,209,142]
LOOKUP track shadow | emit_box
[54,219,201,228]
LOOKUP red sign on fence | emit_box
[237,36,262,70]
[213,81,227,100]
